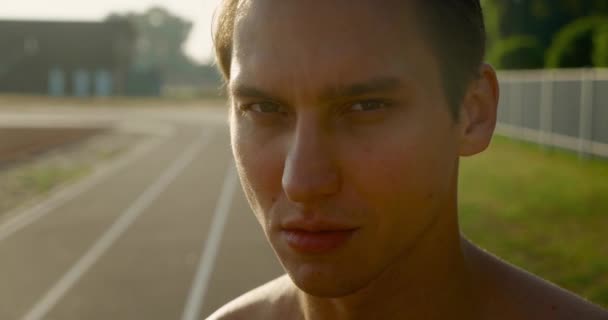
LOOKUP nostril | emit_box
[282,166,340,203]
[282,125,340,202]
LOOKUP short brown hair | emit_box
[212,0,486,119]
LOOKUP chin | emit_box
[268,232,381,298]
[298,284,362,298]
[285,264,373,298]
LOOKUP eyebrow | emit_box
[230,84,275,100]
[320,77,403,101]
[230,76,404,102]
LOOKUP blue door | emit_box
[48,67,65,96]
[73,69,91,97]
[94,69,113,97]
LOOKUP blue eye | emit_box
[350,100,389,112]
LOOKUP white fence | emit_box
[496,68,608,158]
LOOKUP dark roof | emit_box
[0,19,135,68]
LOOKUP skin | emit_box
[208,0,608,319]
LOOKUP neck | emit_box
[295,206,480,320]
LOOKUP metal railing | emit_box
[496,68,608,158]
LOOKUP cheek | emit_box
[231,121,285,218]
[344,128,457,219]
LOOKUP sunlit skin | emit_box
[209,1,608,319]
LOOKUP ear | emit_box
[458,63,499,157]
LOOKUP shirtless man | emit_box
[208,0,608,319]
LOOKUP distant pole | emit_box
[578,68,594,160]
[511,80,523,140]
[540,70,554,151]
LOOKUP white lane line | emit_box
[0,133,169,243]
[20,130,214,320]
[181,163,238,320]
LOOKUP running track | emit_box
[0,106,283,320]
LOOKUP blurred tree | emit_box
[107,7,192,74]
[481,0,608,68]
[106,7,221,92]
[480,0,501,48]
[593,23,608,67]
[488,35,544,69]
[545,16,608,68]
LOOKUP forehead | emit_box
[230,0,438,96]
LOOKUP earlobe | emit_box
[459,63,500,157]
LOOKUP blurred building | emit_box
[0,19,137,97]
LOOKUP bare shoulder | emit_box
[205,274,298,320]
[464,241,608,320]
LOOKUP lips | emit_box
[280,222,358,254]
[281,229,356,254]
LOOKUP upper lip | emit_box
[281,217,359,232]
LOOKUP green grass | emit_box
[459,135,608,307]
[0,161,93,217]
[18,164,91,193]
[0,131,139,217]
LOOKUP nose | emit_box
[282,118,340,203]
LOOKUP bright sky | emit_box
[0,0,222,64]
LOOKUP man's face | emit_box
[229,0,463,297]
